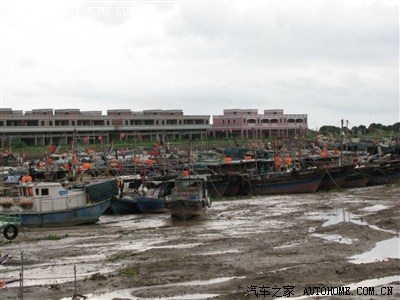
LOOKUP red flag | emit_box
[82,137,89,143]
[120,147,125,158]
[48,144,55,153]
[98,136,102,141]
[120,133,125,140]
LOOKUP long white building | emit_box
[0,108,211,147]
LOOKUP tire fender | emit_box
[3,224,18,240]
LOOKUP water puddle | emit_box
[307,208,397,234]
[307,208,364,227]
[360,204,389,212]
[310,233,357,244]
[200,249,240,255]
[349,236,400,263]
[60,276,244,300]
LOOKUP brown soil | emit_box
[1,185,399,300]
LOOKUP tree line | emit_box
[319,122,400,136]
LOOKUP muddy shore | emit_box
[1,184,399,300]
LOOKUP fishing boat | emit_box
[135,180,175,213]
[317,164,354,191]
[342,165,375,188]
[368,159,400,185]
[237,167,326,195]
[299,155,354,191]
[108,196,141,214]
[219,172,242,197]
[164,177,211,220]
[205,174,231,198]
[0,177,117,227]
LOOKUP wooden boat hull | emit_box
[342,165,375,188]
[107,196,141,214]
[136,196,169,213]
[223,173,242,197]
[368,160,400,185]
[238,168,325,195]
[206,174,231,197]
[166,200,207,220]
[318,165,354,191]
[5,199,111,228]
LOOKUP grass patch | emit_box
[43,234,68,240]
[108,253,133,262]
[118,266,139,277]
[90,272,107,281]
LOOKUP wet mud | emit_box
[1,184,399,300]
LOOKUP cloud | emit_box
[1,0,398,129]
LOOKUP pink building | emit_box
[210,109,307,139]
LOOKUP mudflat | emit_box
[1,184,399,300]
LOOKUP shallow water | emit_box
[349,236,400,263]
[307,206,397,235]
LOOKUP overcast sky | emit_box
[0,0,398,130]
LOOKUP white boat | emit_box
[0,177,117,227]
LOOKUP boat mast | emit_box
[340,119,344,166]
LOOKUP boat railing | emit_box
[0,214,22,228]
[22,194,87,212]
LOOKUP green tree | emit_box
[319,125,341,135]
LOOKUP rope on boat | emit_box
[207,176,224,197]
[371,166,392,184]
[238,174,262,195]
[324,168,341,189]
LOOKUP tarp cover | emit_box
[85,178,119,202]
